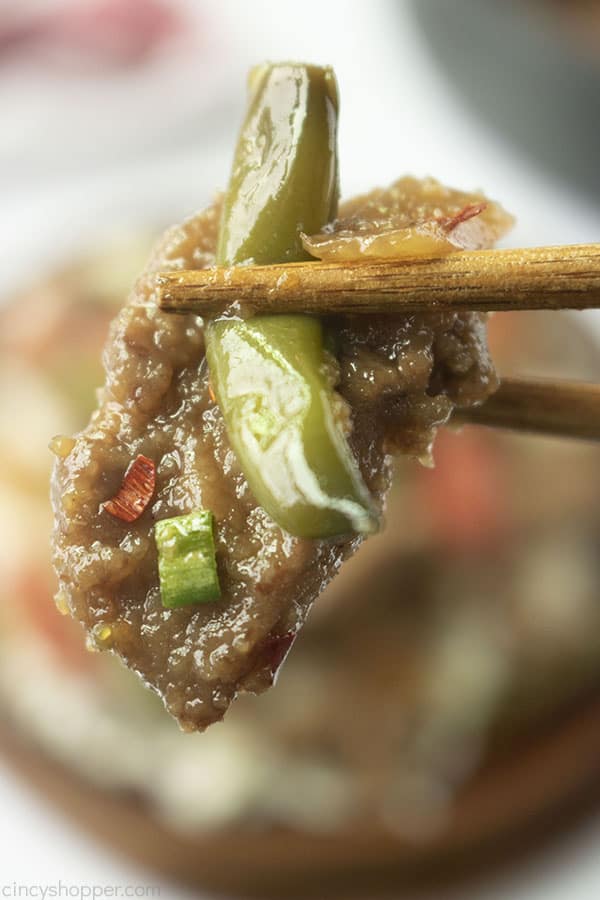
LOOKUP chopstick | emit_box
[453,377,600,443]
[156,243,600,317]
[156,243,600,444]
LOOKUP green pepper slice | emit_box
[206,62,378,539]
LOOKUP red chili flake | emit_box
[257,631,297,683]
[441,201,487,233]
[208,381,217,404]
[102,454,156,523]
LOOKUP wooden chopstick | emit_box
[453,377,600,442]
[157,244,600,445]
[157,243,600,317]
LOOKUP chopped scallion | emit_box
[155,509,220,608]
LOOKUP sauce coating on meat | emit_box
[51,179,512,731]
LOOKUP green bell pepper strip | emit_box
[206,62,378,539]
[217,62,339,265]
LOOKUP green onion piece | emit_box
[155,510,220,608]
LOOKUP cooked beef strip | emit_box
[51,179,511,730]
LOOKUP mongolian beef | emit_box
[51,62,512,730]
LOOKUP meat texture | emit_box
[51,178,512,730]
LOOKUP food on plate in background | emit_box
[3,239,600,891]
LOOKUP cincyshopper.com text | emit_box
[1,884,160,900]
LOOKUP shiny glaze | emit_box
[209,63,376,538]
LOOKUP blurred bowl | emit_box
[412,0,600,199]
